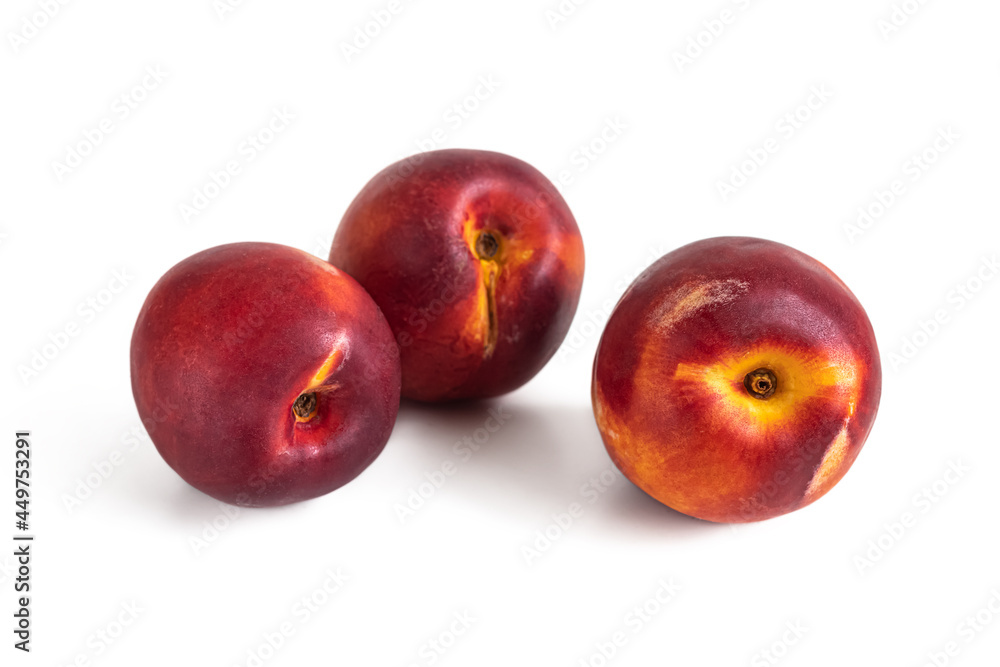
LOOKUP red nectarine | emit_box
[330,149,584,401]
[130,242,401,507]
[592,237,881,522]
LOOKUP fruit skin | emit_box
[330,149,584,402]
[592,237,881,523]
[130,242,401,507]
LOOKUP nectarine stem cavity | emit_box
[475,231,499,260]
[743,368,778,400]
[293,393,318,421]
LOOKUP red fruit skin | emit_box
[592,237,882,523]
[130,243,401,507]
[330,149,585,402]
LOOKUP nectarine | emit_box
[592,237,881,522]
[130,242,401,507]
[330,149,584,401]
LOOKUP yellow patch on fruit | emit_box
[308,346,345,390]
[461,212,504,359]
[673,345,859,436]
[291,345,346,427]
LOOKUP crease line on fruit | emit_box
[293,345,345,424]
[482,262,498,359]
[309,346,345,388]
[464,214,502,361]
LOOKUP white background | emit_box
[2,1,999,665]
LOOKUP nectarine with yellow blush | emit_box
[330,149,584,402]
[592,237,881,522]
